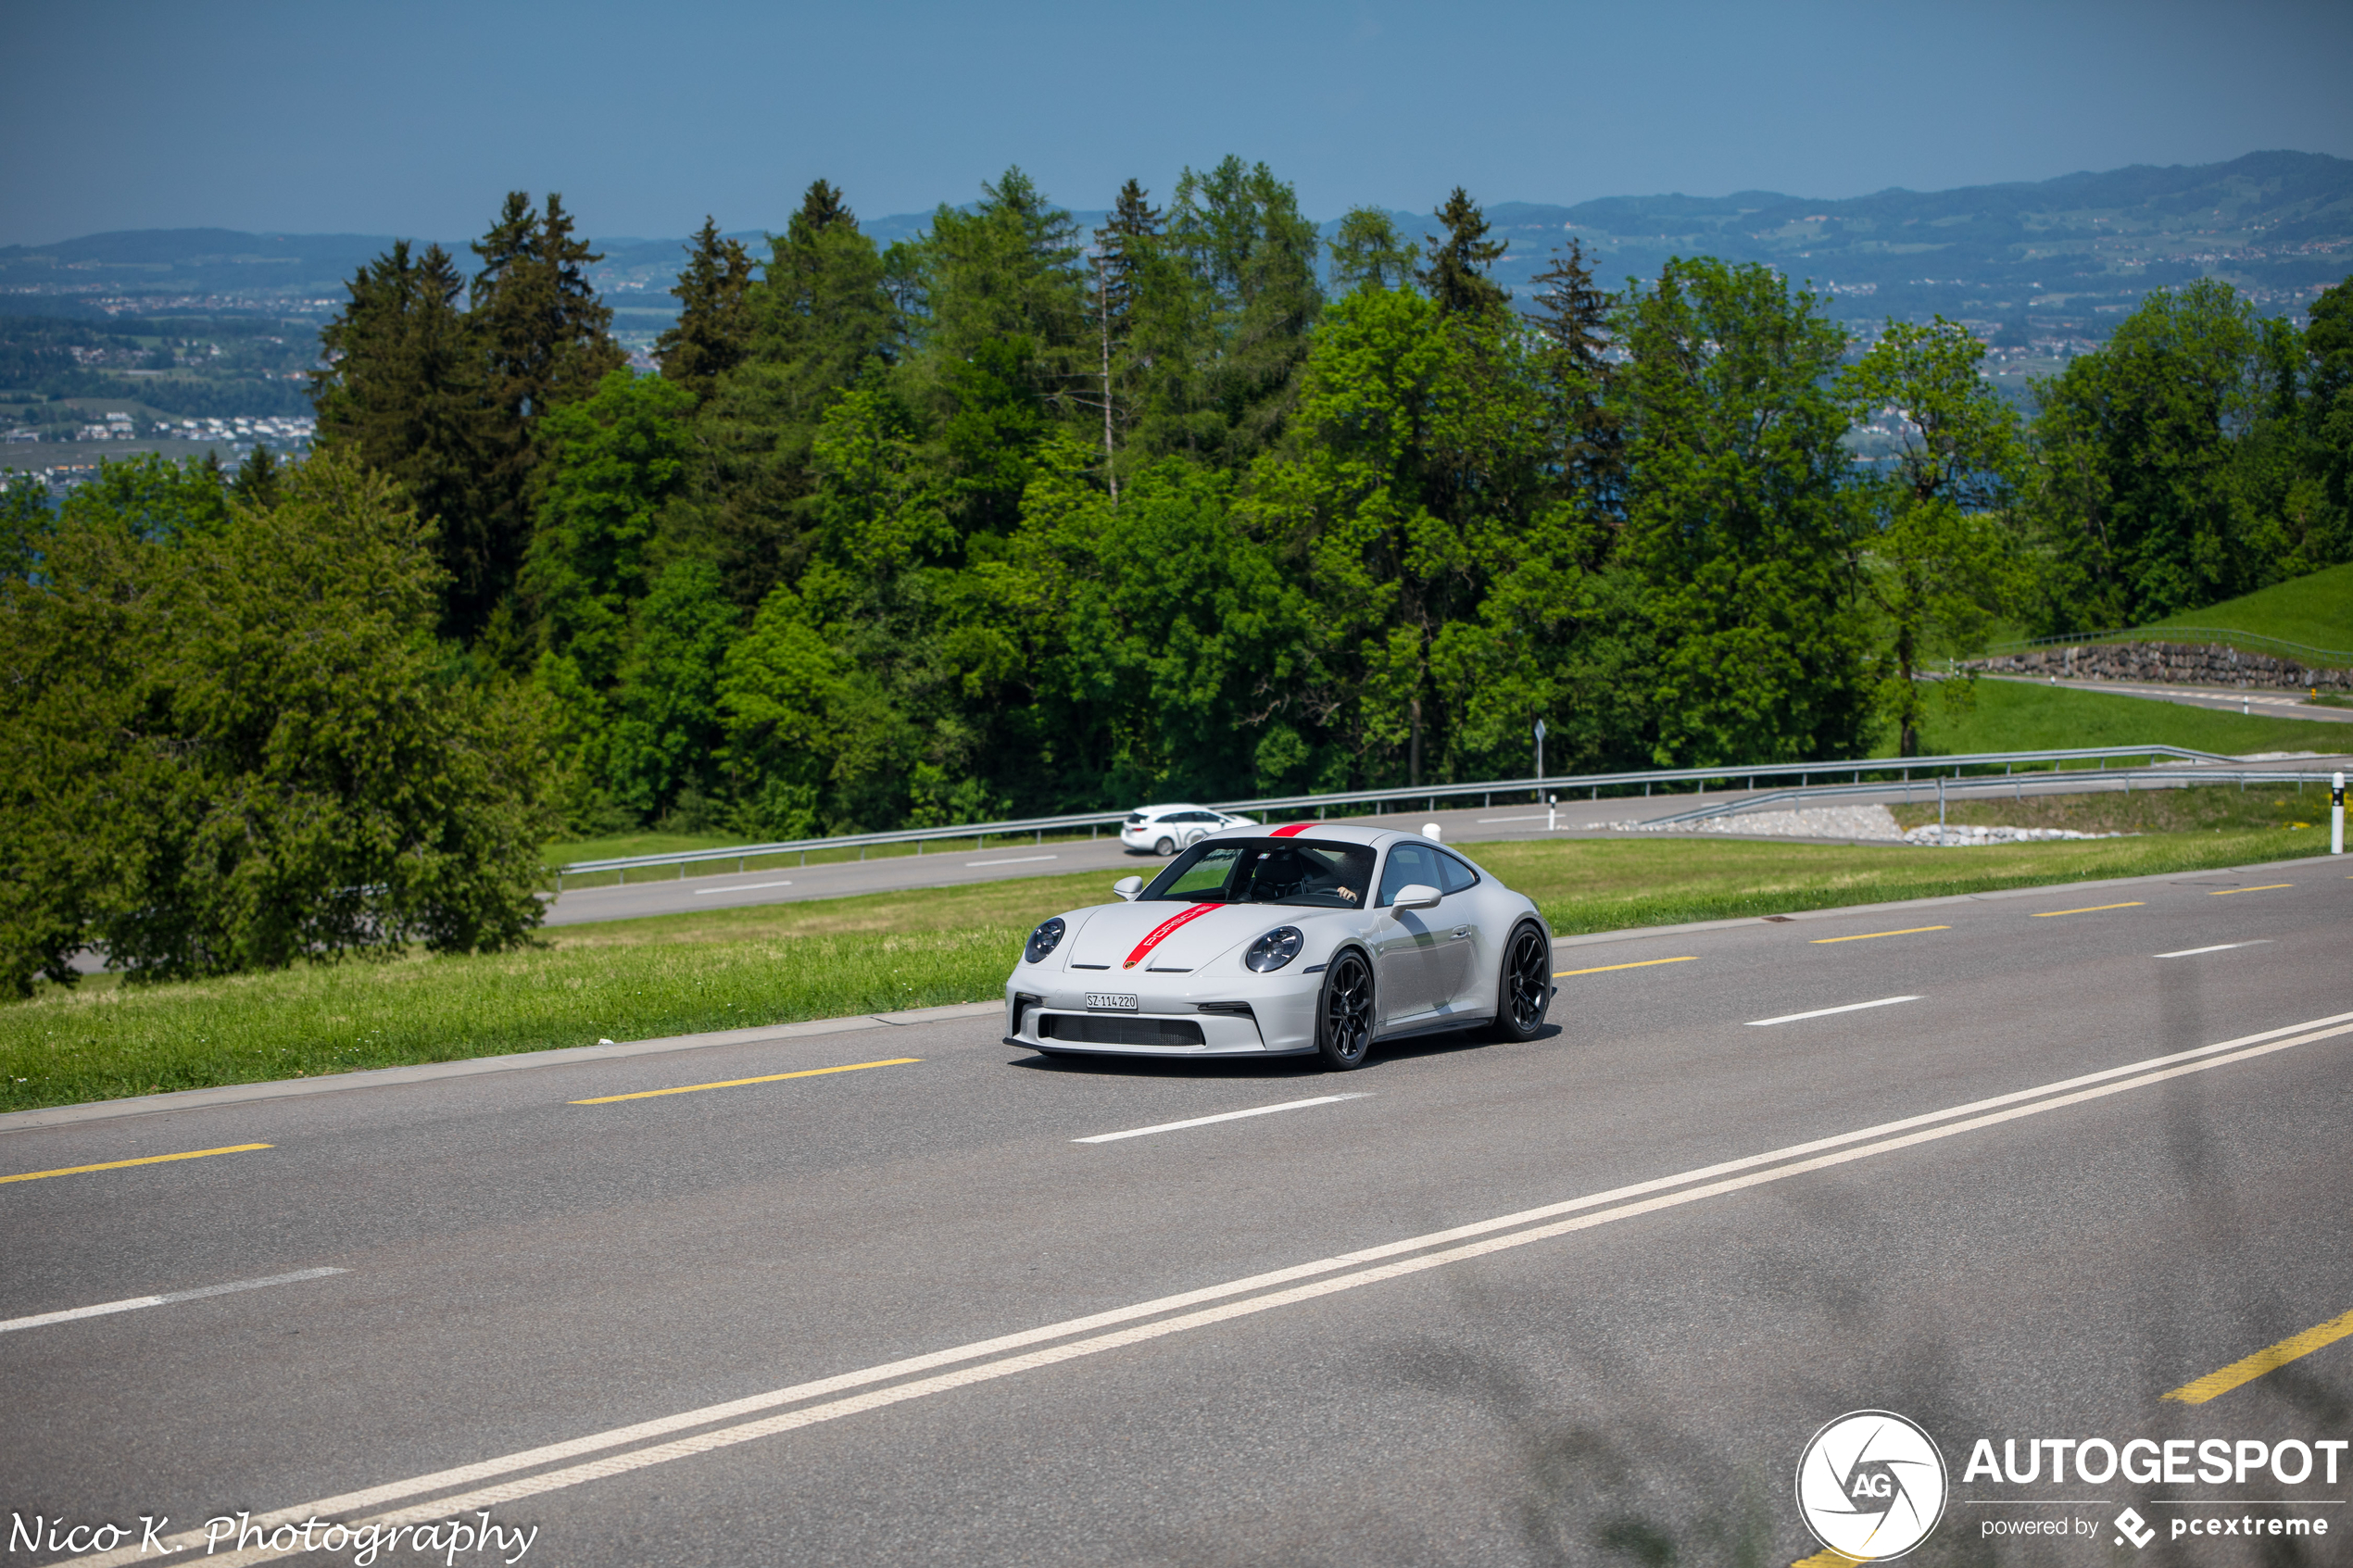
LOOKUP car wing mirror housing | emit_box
[1113,875,1144,901]
[1390,883,1441,911]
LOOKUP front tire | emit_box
[1489,923,1552,1043]
[1315,949,1376,1070]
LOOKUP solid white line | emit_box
[58,1008,2353,1568]
[1476,815,1549,823]
[692,880,794,896]
[0,1268,346,1335]
[2155,941,2271,959]
[1075,1094,1365,1144]
[967,855,1058,868]
[1745,995,1921,1027]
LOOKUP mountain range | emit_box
[5,150,2349,350]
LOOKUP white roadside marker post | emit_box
[1547,794,1557,833]
[2334,771,2345,856]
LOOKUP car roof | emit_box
[1195,822,1426,850]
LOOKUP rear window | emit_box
[1140,838,1375,909]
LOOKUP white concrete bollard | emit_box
[1422,822,1442,842]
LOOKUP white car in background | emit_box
[1119,803,1257,857]
[1005,823,1555,1070]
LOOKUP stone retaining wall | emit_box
[1968,641,2352,691]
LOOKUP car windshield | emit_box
[1139,838,1375,909]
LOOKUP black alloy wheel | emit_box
[1491,923,1551,1042]
[1315,950,1376,1069]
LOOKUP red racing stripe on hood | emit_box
[1269,823,1315,837]
[1123,902,1223,969]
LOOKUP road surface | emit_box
[542,751,2349,927]
[6,858,2349,1566]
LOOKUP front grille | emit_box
[1038,1014,1206,1047]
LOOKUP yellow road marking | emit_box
[1554,956,1698,978]
[2032,901,2146,917]
[2162,1307,2353,1405]
[0,1143,271,1185]
[570,1058,920,1104]
[1809,925,1950,944]
[2209,884,2293,896]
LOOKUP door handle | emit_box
[1451,926,1472,939]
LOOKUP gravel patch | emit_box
[1612,804,2126,847]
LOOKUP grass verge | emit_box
[1893,678,2353,758]
[2,817,2334,1114]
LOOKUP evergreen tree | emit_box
[231,443,282,509]
[469,193,626,647]
[1096,180,1162,337]
[1130,157,1323,467]
[1529,240,1625,518]
[313,241,492,633]
[1327,207,1419,295]
[685,180,900,608]
[655,217,754,404]
[1418,188,1509,318]
[1088,181,1164,498]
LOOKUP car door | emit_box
[1425,850,1486,1015]
[1373,841,1445,1026]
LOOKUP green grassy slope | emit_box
[2137,562,2353,659]
[1891,678,2351,758]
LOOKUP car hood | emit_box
[1063,900,1331,973]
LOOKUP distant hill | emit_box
[4,151,2348,351]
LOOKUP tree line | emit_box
[4,161,2348,993]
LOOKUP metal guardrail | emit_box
[1982,626,2353,667]
[551,744,2239,887]
[1639,763,2341,826]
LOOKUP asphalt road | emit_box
[545,752,2351,927]
[6,858,2351,1566]
[1985,672,2353,722]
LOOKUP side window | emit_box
[1438,853,1479,895]
[1378,844,1441,907]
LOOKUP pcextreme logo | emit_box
[1795,1410,1949,1561]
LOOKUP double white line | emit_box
[57,1008,2353,1568]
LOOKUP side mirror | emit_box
[1113,876,1143,902]
[1390,883,1441,911]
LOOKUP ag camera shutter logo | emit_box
[1795,1410,1948,1560]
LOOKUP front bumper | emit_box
[1003,972,1320,1057]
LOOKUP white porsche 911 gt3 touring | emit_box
[1003,823,1554,1069]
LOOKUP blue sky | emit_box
[6,0,2350,245]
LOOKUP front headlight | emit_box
[1026,918,1066,964]
[1244,926,1303,972]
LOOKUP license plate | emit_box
[1084,993,1139,1011]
